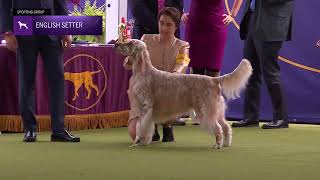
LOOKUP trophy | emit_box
[118,17,131,43]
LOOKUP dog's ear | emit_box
[135,49,148,73]
[123,57,133,70]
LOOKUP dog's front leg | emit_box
[131,108,153,147]
[130,137,142,147]
[131,119,142,146]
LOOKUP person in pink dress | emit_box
[185,0,227,77]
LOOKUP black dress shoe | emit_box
[23,131,37,142]
[51,130,80,142]
[261,120,289,129]
[152,125,160,141]
[231,119,259,128]
[162,126,174,142]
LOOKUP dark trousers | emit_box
[243,13,288,122]
[17,36,65,133]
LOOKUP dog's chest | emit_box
[129,76,152,98]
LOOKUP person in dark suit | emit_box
[225,0,294,129]
[129,0,184,39]
[0,0,80,142]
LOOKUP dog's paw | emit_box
[140,136,152,145]
[129,143,139,148]
[223,142,231,147]
[223,133,232,147]
[223,138,232,147]
[212,143,223,149]
[133,136,142,144]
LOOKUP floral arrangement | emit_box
[68,0,106,44]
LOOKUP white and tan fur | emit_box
[114,39,252,149]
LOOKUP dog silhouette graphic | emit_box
[17,21,28,29]
[64,70,101,101]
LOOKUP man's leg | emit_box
[16,37,39,135]
[39,36,65,133]
[39,36,80,141]
[232,33,261,127]
[257,41,288,129]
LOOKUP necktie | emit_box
[158,0,165,12]
[250,0,255,11]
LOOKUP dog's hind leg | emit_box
[205,107,223,149]
[218,117,232,148]
[217,97,232,147]
[193,106,205,125]
[195,106,223,149]
[218,117,232,147]
[212,121,223,149]
[202,115,223,149]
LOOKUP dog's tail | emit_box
[90,70,101,75]
[217,59,252,100]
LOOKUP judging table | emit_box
[0,45,131,132]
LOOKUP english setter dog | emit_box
[114,39,252,149]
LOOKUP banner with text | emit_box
[13,16,102,35]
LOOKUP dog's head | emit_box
[114,39,150,72]
[114,39,147,57]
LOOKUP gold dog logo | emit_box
[316,40,320,48]
[64,54,107,111]
[64,70,101,101]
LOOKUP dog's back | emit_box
[143,60,252,122]
[147,70,218,122]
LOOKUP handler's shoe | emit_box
[162,126,174,142]
[51,130,80,142]
[152,125,160,141]
[261,120,289,129]
[23,131,37,142]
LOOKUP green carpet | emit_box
[0,123,319,180]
